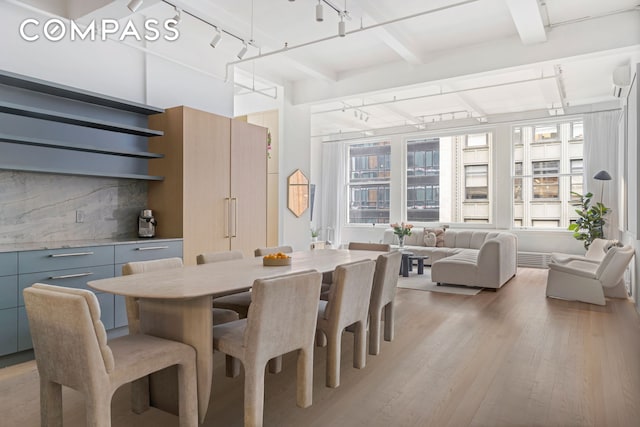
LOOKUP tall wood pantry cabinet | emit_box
[147,106,268,264]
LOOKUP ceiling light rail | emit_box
[224,0,480,81]
[311,74,560,115]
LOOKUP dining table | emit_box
[88,248,386,422]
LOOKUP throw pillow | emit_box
[423,232,437,247]
[604,240,623,252]
[423,228,445,247]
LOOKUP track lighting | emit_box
[338,15,345,37]
[316,1,324,22]
[237,42,248,59]
[210,28,222,48]
[173,7,182,23]
[127,0,143,12]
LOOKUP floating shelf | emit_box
[0,133,164,159]
[0,70,164,115]
[0,164,164,181]
[0,102,164,137]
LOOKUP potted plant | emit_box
[310,228,320,242]
[568,191,610,250]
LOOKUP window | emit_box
[466,133,487,147]
[571,121,583,140]
[406,138,440,222]
[465,165,488,199]
[514,162,523,201]
[348,142,391,224]
[534,124,558,142]
[570,159,583,199]
[532,161,559,199]
[512,118,585,229]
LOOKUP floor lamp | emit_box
[593,170,612,205]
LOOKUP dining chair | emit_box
[24,283,198,427]
[254,245,293,257]
[367,251,402,355]
[197,250,252,319]
[316,259,376,388]
[213,270,322,427]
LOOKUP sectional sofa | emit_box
[383,227,518,289]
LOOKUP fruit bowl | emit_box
[263,253,292,266]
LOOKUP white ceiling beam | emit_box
[357,2,422,64]
[506,0,547,45]
[440,84,486,117]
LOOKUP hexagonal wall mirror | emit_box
[287,169,309,217]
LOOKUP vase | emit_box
[398,235,404,248]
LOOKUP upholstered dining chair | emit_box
[316,259,376,388]
[197,250,252,320]
[23,283,198,427]
[254,245,293,257]
[212,270,322,427]
[321,242,390,298]
[367,251,402,355]
[546,245,634,305]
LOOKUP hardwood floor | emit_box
[1,267,639,426]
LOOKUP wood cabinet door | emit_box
[230,120,267,258]
[182,108,231,264]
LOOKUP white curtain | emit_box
[319,142,344,247]
[583,110,622,238]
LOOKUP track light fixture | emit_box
[210,28,222,48]
[338,14,346,37]
[127,0,143,12]
[316,1,324,22]
[237,42,248,59]
[173,7,182,23]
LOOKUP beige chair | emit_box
[254,245,293,257]
[316,259,376,388]
[124,257,239,328]
[347,242,391,252]
[213,270,322,427]
[367,251,402,355]
[546,245,634,305]
[197,250,252,320]
[550,238,618,265]
[24,283,197,427]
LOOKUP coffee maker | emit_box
[138,209,157,238]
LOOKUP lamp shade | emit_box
[593,170,612,181]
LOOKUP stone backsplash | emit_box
[0,171,147,244]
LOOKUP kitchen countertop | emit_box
[0,237,182,253]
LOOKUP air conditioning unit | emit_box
[612,64,631,98]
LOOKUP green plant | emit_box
[568,191,610,250]
[310,228,319,238]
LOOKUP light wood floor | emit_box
[2,267,640,427]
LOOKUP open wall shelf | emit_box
[0,69,166,180]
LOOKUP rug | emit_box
[397,270,483,295]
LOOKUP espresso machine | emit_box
[138,209,157,238]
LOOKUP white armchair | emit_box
[550,238,617,265]
[546,245,634,305]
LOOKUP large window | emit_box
[347,141,391,224]
[406,138,440,222]
[512,119,584,228]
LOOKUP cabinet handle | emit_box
[231,197,238,238]
[49,272,93,280]
[224,197,230,238]
[50,251,94,257]
[135,246,170,251]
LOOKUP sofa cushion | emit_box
[423,232,437,247]
[423,228,446,247]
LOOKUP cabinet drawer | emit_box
[0,275,18,310]
[114,240,183,264]
[0,308,17,356]
[19,245,114,274]
[0,252,18,276]
[18,264,115,306]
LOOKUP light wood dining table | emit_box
[88,248,385,422]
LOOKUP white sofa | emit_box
[383,228,518,289]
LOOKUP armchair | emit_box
[546,245,634,305]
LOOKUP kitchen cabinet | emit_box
[0,238,183,361]
[148,106,268,263]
